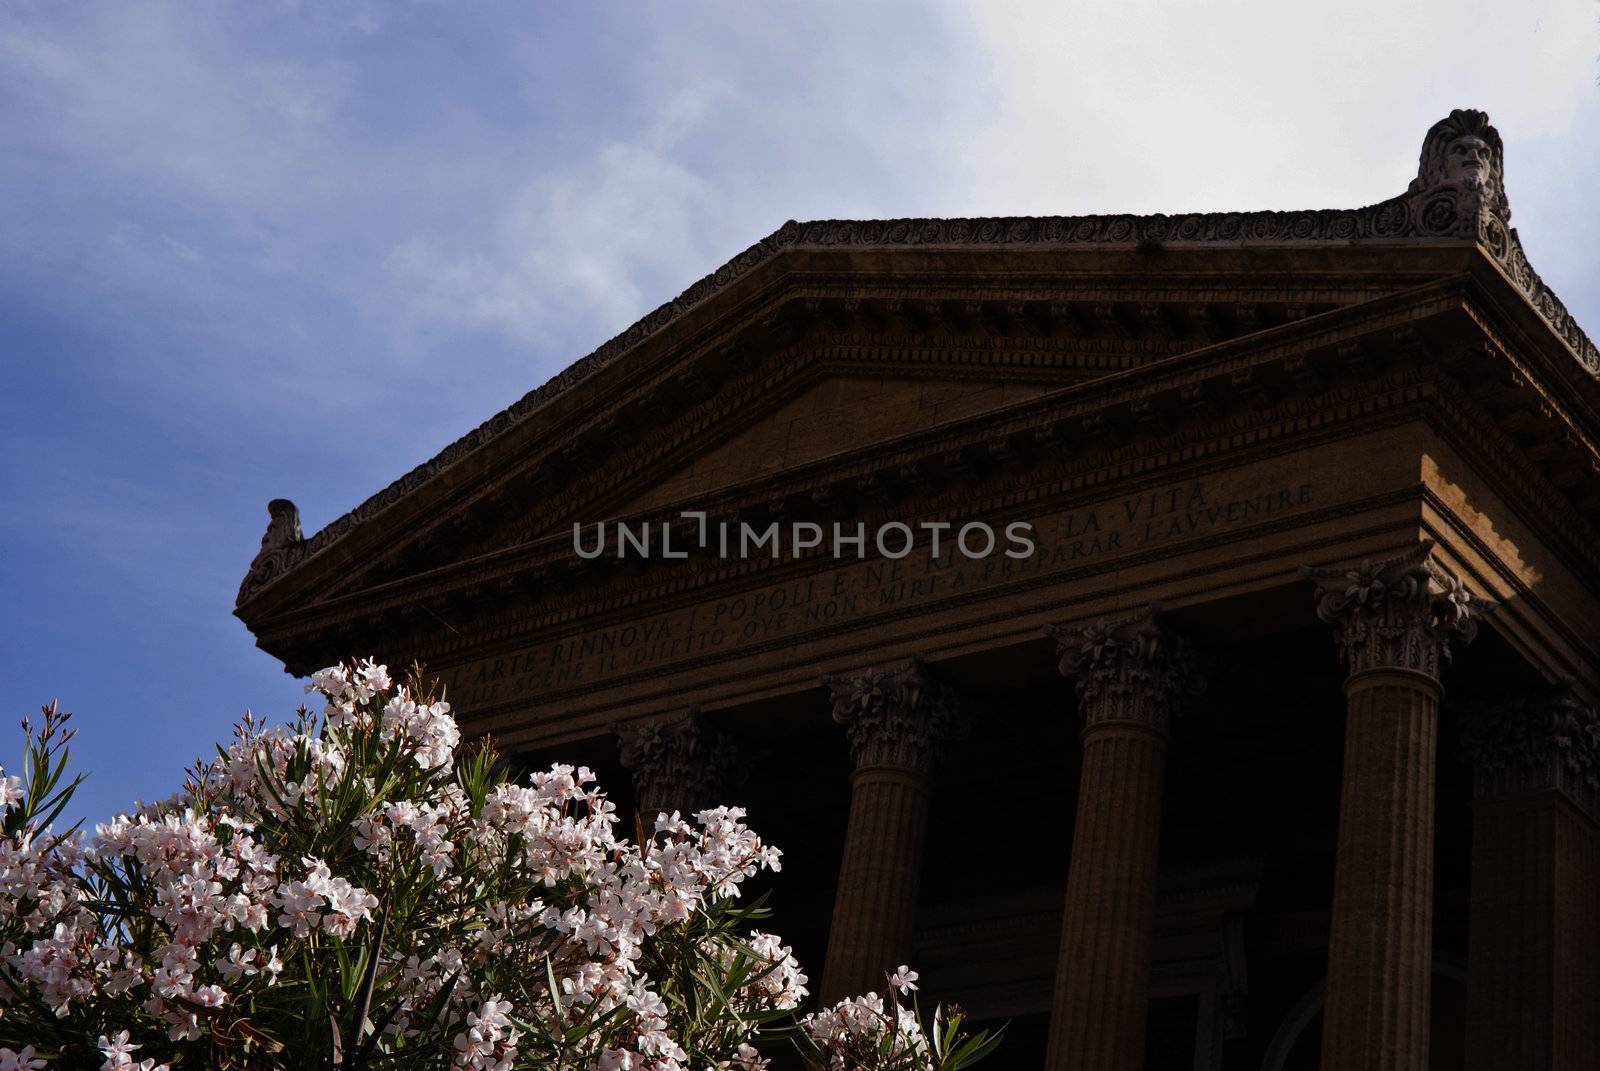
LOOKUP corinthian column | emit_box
[820,659,958,1002]
[1461,683,1600,1070]
[1043,605,1202,1071]
[1302,540,1493,1071]
[615,709,742,820]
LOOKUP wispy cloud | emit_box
[384,81,733,340]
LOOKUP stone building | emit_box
[235,111,1600,1070]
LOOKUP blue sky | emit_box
[2,1,1597,826]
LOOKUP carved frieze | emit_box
[1045,604,1204,732]
[1461,681,1600,808]
[1301,540,1495,682]
[614,708,742,817]
[823,658,960,774]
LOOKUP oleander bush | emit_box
[0,661,999,1071]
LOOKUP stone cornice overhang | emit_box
[237,109,1600,621]
[239,239,1506,621]
[243,260,1600,675]
[240,236,1452,617]
[500,256,1422,545]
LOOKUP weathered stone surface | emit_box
[1044,607,1202,1071]
[820,659,958,1002]
[1306,545,1492,1071]
[614,708,741,818]
[1463,683,1600,1070]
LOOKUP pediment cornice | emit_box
[243,276,1600,679]
[236,110,1599,634]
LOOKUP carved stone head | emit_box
[1409,108,1510,221]
[261,498,303,552]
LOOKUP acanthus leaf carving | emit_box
[1044,603,1204,733]
[823,658,961,774]
[1461,681,1600,806]
[614,708,743,818]
[1301,540,1495,682]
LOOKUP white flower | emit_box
[0,1047,45,1071]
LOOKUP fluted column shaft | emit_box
[1050,721,1168,1070]
[1304,541,1492,1071]
[1323,671,1439,1067]
[820,660,957,1002]
[823,764,932,1001]
[1044,606,1201,1071]
[1463,686,1600,1070]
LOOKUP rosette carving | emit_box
[824,659,961,773]
[1461,681,1600,806]
[614,709,742,817]
[1044,603,1203,732]
[1301,540,1495,682]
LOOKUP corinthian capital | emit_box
[1461,682,1600,808]
[1044,603,1203,732]
[615,709,742,818]
[1301,540,1495,682]
[824,659,960,774]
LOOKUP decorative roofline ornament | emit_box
[1408,107,1511,227]
[239,499,307,604]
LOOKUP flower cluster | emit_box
[0,664,997,1070]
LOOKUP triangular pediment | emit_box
[235,111,1600,688]
[620,373,1059,514]
[442,351,1109,561]
[253,270,1433,609]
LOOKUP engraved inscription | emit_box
[446,478,1313,707]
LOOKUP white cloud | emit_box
[961,0,1600,215]
[377,1,1600,354]
[384,81,733,342]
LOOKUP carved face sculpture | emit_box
[1443,134,1493,187]
[262,498,303,549]
[1408,110,1510,224]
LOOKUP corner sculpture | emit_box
[235,110,1597,607]
[239,498,306,604]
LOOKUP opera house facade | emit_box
[237,111,1600,1070]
